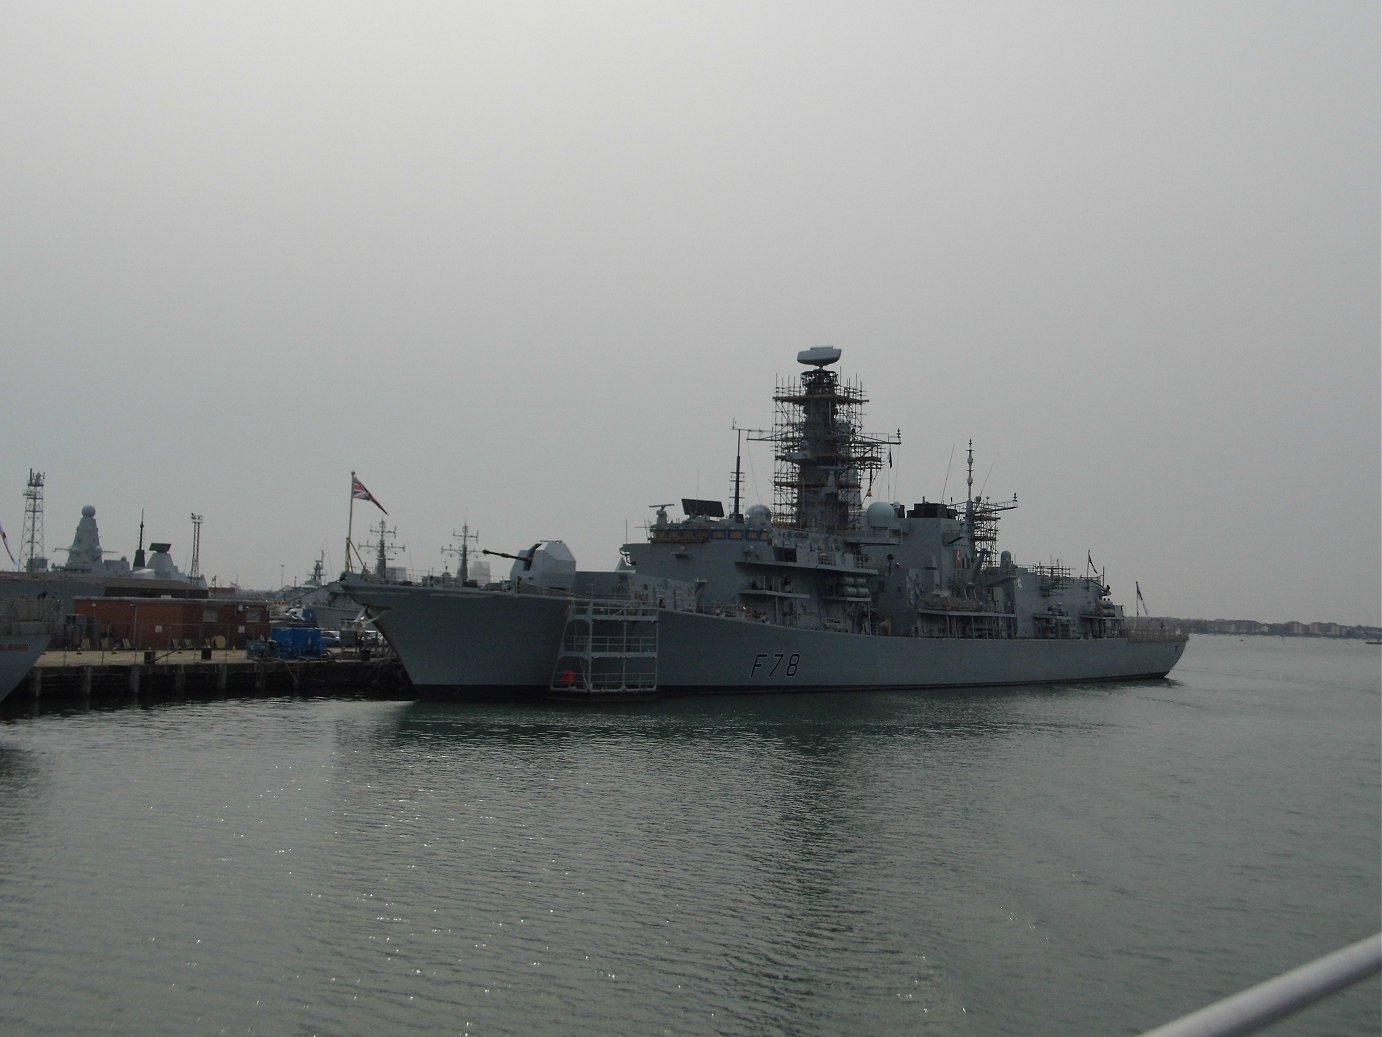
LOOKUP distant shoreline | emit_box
[1133,617,1380,641]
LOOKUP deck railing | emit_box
[1137,933,1381,1037]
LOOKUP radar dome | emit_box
[82,505,96,517]
[745,504,772,525]
[866,500,898,529]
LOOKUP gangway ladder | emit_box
[549,600,659,700]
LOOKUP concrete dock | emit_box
[3,647,409,715]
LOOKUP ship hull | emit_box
[350,581,1186,701]
[0,633,49,704]
[654,609,1185,693]
[353,582,568,700]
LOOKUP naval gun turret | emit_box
[484,541,576,591]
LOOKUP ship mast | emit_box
[965,440,976,562]
[962,440,1017,578]
[443,523,478,583]
[20,469,44,572]
[754,348,899,533]
[189,513,203,579]
[730,424,745,522]
[133,510,146,569]
[370,520,404,580]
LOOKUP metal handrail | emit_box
[1137,933,1381,1037]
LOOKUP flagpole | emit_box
[346,474,387,576]
[345,471,356,574]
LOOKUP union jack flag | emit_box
[351,475,387,514]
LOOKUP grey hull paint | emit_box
[0,633,48,704]
[655,609,1185,691]
[356,581,1185,701]
[363,583,568,692]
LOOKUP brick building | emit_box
[71,597,271,650]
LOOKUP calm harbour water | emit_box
[1,635,1377,1037]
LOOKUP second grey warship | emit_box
[0,500,207,613]
[343,347,1186,699]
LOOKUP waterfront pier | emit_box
[4,647,408,714]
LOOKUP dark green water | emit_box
[1,635,1377,1036]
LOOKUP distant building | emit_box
[70,597,270,651]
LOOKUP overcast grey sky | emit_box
[2,1,1377,625]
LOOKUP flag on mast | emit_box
[351,475,387,514]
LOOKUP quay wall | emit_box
[3,648,409,714]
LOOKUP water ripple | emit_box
[0,640,1377,1035]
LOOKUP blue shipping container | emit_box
[269,627,326,657]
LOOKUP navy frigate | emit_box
[343,347,1187,699]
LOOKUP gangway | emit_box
[550,600,658,700]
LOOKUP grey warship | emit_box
[343,347,1186,699]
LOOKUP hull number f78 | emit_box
[750,653,800,678]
